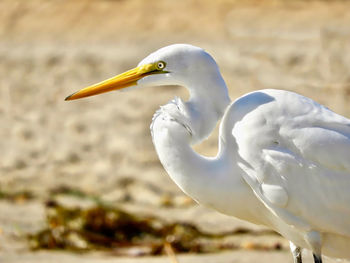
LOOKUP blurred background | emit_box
[1,0,350,262]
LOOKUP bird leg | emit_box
[313,254,322,263]
[305,231,322,263]
[290,242,302,263]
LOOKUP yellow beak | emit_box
[65,63,160,101]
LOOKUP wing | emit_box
[228,89,350,236]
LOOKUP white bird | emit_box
[66,44,350,263]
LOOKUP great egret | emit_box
[66,44,350,263]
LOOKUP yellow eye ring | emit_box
[156,61,166,70]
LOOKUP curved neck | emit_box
[151,70,267,224]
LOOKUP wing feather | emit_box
[230,89,350,236]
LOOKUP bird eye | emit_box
[156,61,166,70]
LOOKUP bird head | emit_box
[65,44,222,101]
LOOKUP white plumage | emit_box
[66,44,350,263]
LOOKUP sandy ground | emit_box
[1,0,350,262]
